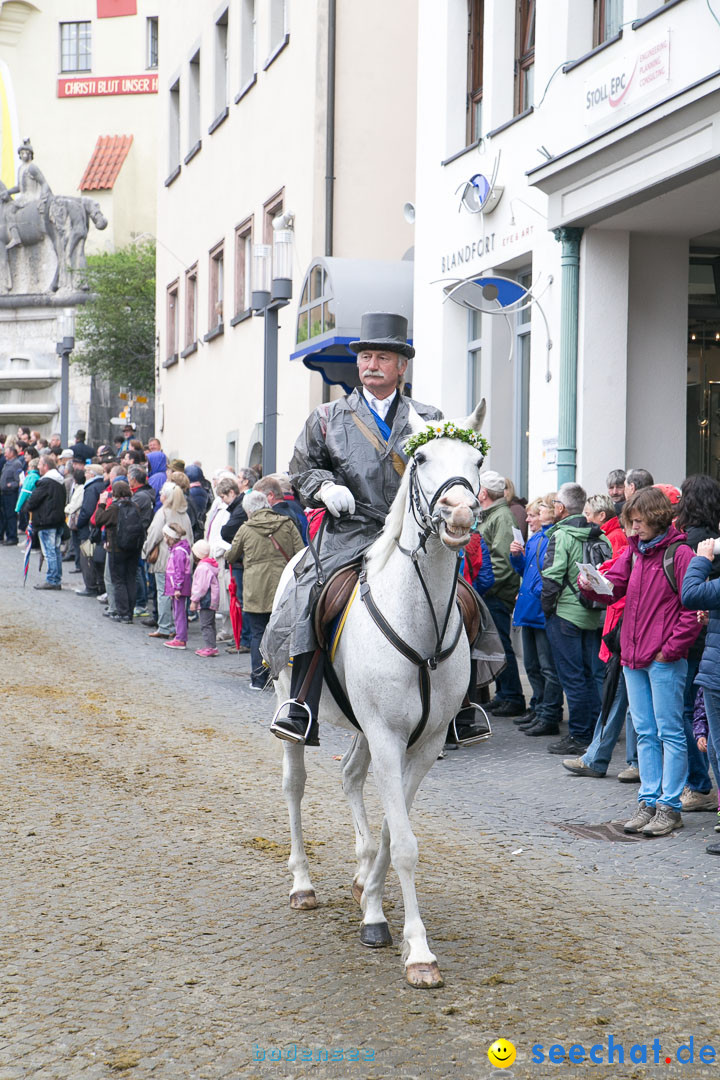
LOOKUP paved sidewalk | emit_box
[1,544,719,1080]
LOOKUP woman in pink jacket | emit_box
[580,487,701,837]
[163,522,192,650]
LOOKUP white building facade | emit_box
[155,0,418,473]
[413,0,720,497]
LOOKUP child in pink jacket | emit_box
[190,539,220,657]
[163,522,192,649]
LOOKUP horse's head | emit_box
[406,400,487,551]
[83,198,108,231]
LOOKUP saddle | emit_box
[314,561,481,651]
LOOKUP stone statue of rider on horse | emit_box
[263,311,493,748]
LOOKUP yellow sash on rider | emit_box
[350,412,406,479]
[329,580,359,662]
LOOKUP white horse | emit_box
[271,403,487,989]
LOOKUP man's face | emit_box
[624,481,636,499]
[148,438,161,453]
[123,429,133,440]
[38,458,49,475]
[608,481,624,501]
[221,490,237,505]
[553,498,568,521]
[49,436,62,450]
[121,453,133,468]
[356,350,406,400]
[19,149,31,163]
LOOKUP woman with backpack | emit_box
[579,487,701,837]
[94,480,145,623]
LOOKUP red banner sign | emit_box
[58,74,158,98]
[97,0,137,16]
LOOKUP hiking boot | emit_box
[623,801,655,834]
[562,757,605,778]
[642,804,683,836]
[547,735,587,755]
[680,786,717,812]
[617,764,640,783]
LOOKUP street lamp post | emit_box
[251,214,294,476]
[56,308,75,449]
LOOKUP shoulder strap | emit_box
[269,533,292,563]
[632,541,685,594]
[349,411,406,478]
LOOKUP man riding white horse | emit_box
[265,311,489,748]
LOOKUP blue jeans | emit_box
[232,565,253,648]
[700,689,720,793]
[682,655,711,793]
[38,528,62,585]
[245,611,270,687]
[521,625,563,722]
[0,491,18,541]
[484,594,524,705]
[544,615,603,743]
[582,674,638,774]
[623,659,688,812]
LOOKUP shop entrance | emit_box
[686,252,720,479]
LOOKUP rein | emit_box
[358,465,477,748]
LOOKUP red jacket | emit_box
[601,516,628,558]
[581,525,701,669]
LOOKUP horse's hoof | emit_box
[289,889,317,910]
[351,880,364,905]
[360,922,393,948]
[405,962,444,989]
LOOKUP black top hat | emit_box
[349,312,415,360]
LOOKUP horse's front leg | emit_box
[340,734,376,905]
[363,733,446,987]
[281,741,317,909]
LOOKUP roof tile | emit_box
[79,134,133,191]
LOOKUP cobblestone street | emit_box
[1,545,719,1080]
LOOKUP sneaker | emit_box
[547,735,588,755]
[680,786,717,812]
[216,630,234,642]
[102,610,118,617]
[33,582,61,590]
[134,608,150,618]
[195,647,219,657]
[642,804,683,836]
[141,617,159,628]
[97,593,108,603]
[624,800,656,834]
[75,588,99,597]
[562,757,605,778]
[249,683,265,691]
[617,764,641,783]
[163,638,187,649]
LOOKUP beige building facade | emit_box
[155,0,418,473]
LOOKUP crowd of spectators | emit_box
[2,423,719,854]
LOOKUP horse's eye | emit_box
[415,451,426,465]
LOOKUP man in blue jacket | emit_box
[1,445,24,544]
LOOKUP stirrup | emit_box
[450,703,492,746]
[270,699,313,744]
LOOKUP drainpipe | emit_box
[325,0,336,257]
[552,227,583,485]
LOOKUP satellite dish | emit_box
[403,202,416,225]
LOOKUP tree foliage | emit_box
[72,240,156,395]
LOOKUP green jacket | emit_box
[227,508,304,613]
[540,516,611,629]
[477,499,520,609]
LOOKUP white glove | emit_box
[319,482,356,518]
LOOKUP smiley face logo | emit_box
[488,1039,516,1069]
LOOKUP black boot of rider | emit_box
[445,661,491,747]
[270,651,323,746]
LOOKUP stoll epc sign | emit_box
[583,33,670,124]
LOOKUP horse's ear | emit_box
[460,399,486,433]
[406,403,428,434]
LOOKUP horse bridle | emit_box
[358,461,480,747]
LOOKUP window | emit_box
[60,21,91,72]
[594,0,623,45]
[466,0,484,144]
[168,79,181,174]
[240,0,256,88]
[296,263,335,345]
[214,10,229,117]
[147,16,158,69]
[188,51,201,150]
[269,0,287,54]
[514,269,532,498]
[234,218,253,318]
[185,264,198,349]
[208,242,224,332]
[514,0,535,115]
[467,308,482,412]
[166,280,179,361]
[263,188,284,243]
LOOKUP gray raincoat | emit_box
[262,387,442,674]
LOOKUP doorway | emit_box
[686,253,720,479]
